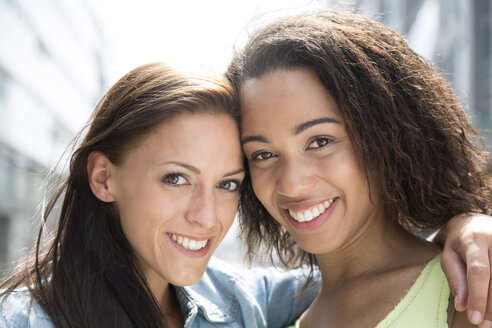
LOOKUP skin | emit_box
[442,214,492,327]
[240,67,476,327]
[88,112,244,326]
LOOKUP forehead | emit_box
[239,68,341,131]
[122,112,242,167]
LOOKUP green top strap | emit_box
[289,252,449,328]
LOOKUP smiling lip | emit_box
[167,233,212,258]
[282,197,339,231]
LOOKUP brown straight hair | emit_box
[1,62,237,327]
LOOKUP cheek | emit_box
[249,167,274,205]
[343,158,370,196]
[218,197,240,228]
[118,191,183,245]
[331,153,374,209]
[118,211,154,264]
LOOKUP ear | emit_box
[87,151,116,203]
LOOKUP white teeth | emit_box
[170,233,208,251]
[288,198,336,223]
[297,211,305,221]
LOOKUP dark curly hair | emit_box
[226,11,491,271]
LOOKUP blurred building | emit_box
[0,0,107,271]
[347,0,492,151]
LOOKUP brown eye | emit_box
[252,151,276,161]
[307,137,332,149]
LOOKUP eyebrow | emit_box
[294,117,341,135]
[166,161,200,174]
[223,168,245,178]
[240,135,268,145]
[241,117,341,145]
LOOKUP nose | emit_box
[276,157,316,198]
[184,187,217,229]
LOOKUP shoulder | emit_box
[182,257,319,328]
[0,288,54,328]
[375,252,452,328]
[198,257,319,302]
[237,263,320,327]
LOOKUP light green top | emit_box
[289,252,449,328]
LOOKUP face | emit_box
[109,113,244,290]
[240,68,379,254]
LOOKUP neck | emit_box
[145,269,170,308]
[160,285,184,327]
[145,271,184,327]
[302,211,441,328]
[315,213,436,293]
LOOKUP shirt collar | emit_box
[175,285,237,324]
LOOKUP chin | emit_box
[297,239,336,255]
[172,276,203,287]
[169,266,208,287]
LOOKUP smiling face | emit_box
[109,112,244,291]
[240,68,380,254]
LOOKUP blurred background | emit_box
[0,0,491,274]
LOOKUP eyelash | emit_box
[217,180,241,192]
[306,136,334,150]
[250,151,277,161]
[162,173,189,186]
[163,173,241,192]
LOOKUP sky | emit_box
[89,0,329,82]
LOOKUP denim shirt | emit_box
[0,257,320,327]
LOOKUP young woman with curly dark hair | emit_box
[228,10,492,327]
